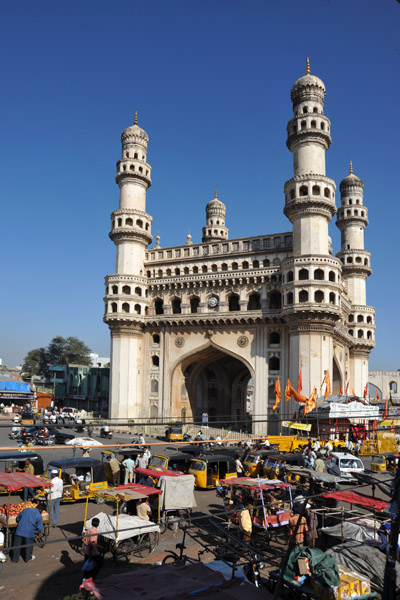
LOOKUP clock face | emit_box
[208,296,218,308]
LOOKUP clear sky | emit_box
[1,0,399,370]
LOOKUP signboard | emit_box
[381,420,400,427]
[0,391,35,400]
[328,401,379,420]
[282,421,311,432]
[36,386,53,394]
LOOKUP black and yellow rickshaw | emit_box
[242,449,277,477]
[149,450,192,473]
[371,453,400,473]
[263,453,305,480]
[40,458,108,502]
[165,422,183,442]
[188,454,237,489]
[0,452,44,475]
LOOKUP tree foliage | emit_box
[22,336,92,379]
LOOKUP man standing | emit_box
[107,455,120,486]
[12,503,43,563]
[305,504,318,547]
[47,469,63,526]
[235,455,244,478]
[135,452,148,470]
[82,517,103,580]
[289,511,308,547]
[239,499,253,546]
[355,439,361,457]
[314,455,325,473]
[21,459,35,501]
[122,455,135,484]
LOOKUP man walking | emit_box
[122,455,135,484]
[12,503,43,563]
[47,469,63,526]
[107,455,121,486]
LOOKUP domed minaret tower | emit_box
[336,163,375,395]
[202,189,229,242]
[104,112,153,419]
[282,59,342,396]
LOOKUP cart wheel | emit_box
[137,532,159,557]
[112,539,134,561]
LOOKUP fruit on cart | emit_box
[0,501,39,516]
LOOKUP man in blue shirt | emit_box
[12,504,43,563]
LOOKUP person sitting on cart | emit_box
[11,502,43,563]
[136,497,152,521]
[82,517,103,580]
[239,499,253,547]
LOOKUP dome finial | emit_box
[214,187,218,199]
[186,229,192,245]
[134,111,138,125]
[155,231,160,248]
[306,57,310,75]
[349,160,353,175]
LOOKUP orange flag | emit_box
[351,388,355,396]
[304,386,317,417]
[363,383,368,399]
[272,378,282,411]
[292,386,308,403]
[339,385,343,396]
[382,397,388,420]
[345,381,349,394]
[298,369,303,394]
[375,390,380,402]
[322,370,331,401]
[285,379,292,403]
[390,420,395,433]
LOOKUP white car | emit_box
[329,452,365,482]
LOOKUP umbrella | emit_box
[65,437,103,447]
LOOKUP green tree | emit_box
[22,336,92,379]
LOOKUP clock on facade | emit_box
[208,296,219,308]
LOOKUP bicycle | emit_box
[162,542,208,564]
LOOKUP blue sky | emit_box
[1,0,399,370]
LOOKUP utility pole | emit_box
[382,461,400,600]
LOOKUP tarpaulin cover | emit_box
[134,467,182,478]
[321,521,381,543]
[158,474,196,510]
[321,490,388,511]
[85,512,160,541]
[0,381,30,392]
[327,540,400,592]
[0,472,51,491]
[284,547,340,587]
[81,562,273,600]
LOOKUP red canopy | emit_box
[0,473,52,492]
[134,467,182,478]
[114,483,162,496]
[321,490,388,512]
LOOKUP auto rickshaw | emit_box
[149,450,193,473]
[371,453,400,472]
[263,453,305,480]
[40,458,108,502]
[188,454,237,488]
[0,452,44,475]
[165,422,183,442]
[242,449,277,476]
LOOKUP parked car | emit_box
[327,452,365,483]
[47,428,76,444]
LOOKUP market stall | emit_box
[0,472,52,552]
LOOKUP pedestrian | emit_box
[143,446,151,462]
[139,433,145,445]
[19,459,35,501]
[135,451,148,470]
[239,499,253,547]
[82,517,103,580]
[325,440,333,454]
[87,425,93,438]
[122,455,135,484]
[136,498,152,521]
[107,455,120,486]
[305,504,318,547]
[314,455,325,473]
[235,455,244,478]
[11,502,43,563]
[355,439,361,456]
[288,511,308,547]
[312,439,320,452]
[47,469,64,526]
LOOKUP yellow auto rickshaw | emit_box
[165,422,183,442]
[40,458,108,502]
[371,453,400,472]
[188,455,236,489]
[242,449,276,476]
[149,450,192,473]
[263,453,306,480]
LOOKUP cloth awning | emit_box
[134,467,182,478]
[219,477,290,490]
[321,490,388,512]
[114,483,162,496]
[0,473,52,491]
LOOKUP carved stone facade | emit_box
[104,65,375,434]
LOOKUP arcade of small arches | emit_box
[146,259,281,278]
[284,268,337,283]
[284,289,337,305]
[152,290,282,315]
[113,216,151,231]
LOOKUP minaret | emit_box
[336,162,375,395]
[282,59,341,396]
[104,112,153,419]
[202,189,229,242]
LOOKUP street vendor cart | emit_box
[0,472,52,554]
[134,467,196,533]
[83,485,161,560]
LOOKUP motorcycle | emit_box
[243,556,264,587]
[100,428,113,439]
[183,433,192,442]
[75,419,86,433]
[34,434,56,446]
